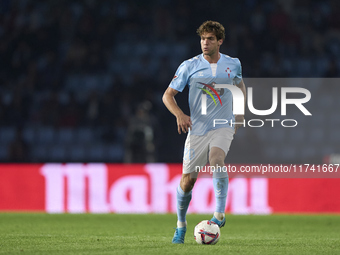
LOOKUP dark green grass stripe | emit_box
[0,214,339,255]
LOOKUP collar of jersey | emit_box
[201,53,222,65]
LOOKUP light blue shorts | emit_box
[182,127,234,174]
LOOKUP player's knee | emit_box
[209,155,225,168]
[209,148,226,167]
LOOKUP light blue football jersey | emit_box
[169,53,242,136]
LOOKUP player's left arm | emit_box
[235,79,246,134]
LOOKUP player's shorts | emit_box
[182,127,234,174]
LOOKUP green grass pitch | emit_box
[0,213,339,254]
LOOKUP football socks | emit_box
[176,185,192,227]
[213,177,228,214]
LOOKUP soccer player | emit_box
[162,20,246,244]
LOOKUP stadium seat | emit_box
[310,127,325,144]
[300,146,317,160]
[296,58,312,76]
[269,128,286,143]
[280,145,297,162]
[255,127,269,141]
[75,128,94,144]
[56,128,75,144]
[0,127,16,144]
[22,126,36,144]
[37,126,55,144]
[288,127,305,143]
[321,146,335,157]
[264,145,278,161]
[65,75,81,91]
[0,145,8,160]
[329,128,340,143]
[88,144,106,162]
[310,112,325,128]
[115,127,127,143]
[135,42,150,56]
[49,145,67,161]
[69,145,86,161]
[31,145,49,161]
[107,144,124,162]
[330,113,340,127]
[319,94,334,109]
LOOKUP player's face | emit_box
[200,32,222,57]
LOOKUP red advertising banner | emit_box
[0,163,339,213]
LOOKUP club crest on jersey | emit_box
[225,67,231,78]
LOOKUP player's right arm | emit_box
[162,87,192,134]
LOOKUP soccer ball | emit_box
[194,220,220,245]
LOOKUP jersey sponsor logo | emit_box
[199,83,245,115]
[198,82,223,106]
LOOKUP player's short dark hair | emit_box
[196,21,225,41]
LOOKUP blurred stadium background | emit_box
[0,0,339,164]
[1,2,340,253]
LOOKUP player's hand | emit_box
[176,113,192,134]
[234,115,244,134]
